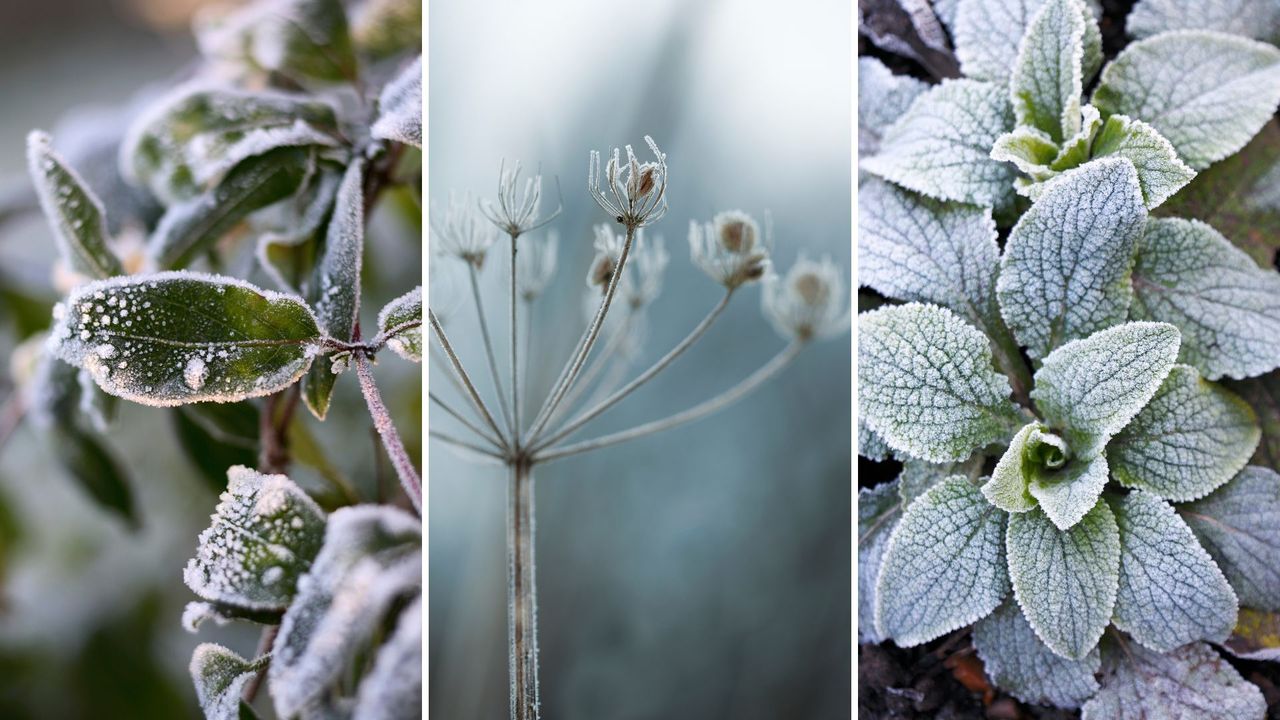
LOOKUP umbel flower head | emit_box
[689,210,771,289]
[763,255,850,341]
[516,230,558,302]
[586,225,668,307]
[588,135,668,228]
[479,160,561,237]
[430,192,496,268]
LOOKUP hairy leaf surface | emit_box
[1009,0,1086,143]
[973,599,1100,708]
[983,423,1041,514]
[858,57,928,158]
[26,131,123,280]
[1090,114,1196,209]
[858,419,892,462]
[900,456,982,507]
[1029,452,1109,531]
[1127,0,1280,45]
[352,597,421,720]
[859,481,902,644]
[371,56,422,148]
[1082,641,1265,719]
[1227,371,1280,468]
[377,286,422,362]
[1181,466,1280,611]
[189,644,264,720]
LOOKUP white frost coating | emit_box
[181,601,231,633]
[26,130,124,280]
[371,56,422,149]
[1009,0,1086,143]
[997,157,1147,359]
[973,599,1101,708]
[1127,0,1280,46]
[861,79,1017,208]
[184,357,208,390]
[1081,641,1266,719]
[1181,466,1280,611]
[1110,491,1238,653]
[189,643,263,720]
[351,598,421,720]
[983,423,1041,513]
[874,477,1009,646]
[955,0,1049,81]
[1031,321,1180,458]
[1006,502,1119,660]
[1028,452,1109,531]
[1092,31,1280,170]
[377,286,422,362]
[858,481,902,644]
[858,57,928,158]
[858,303,1019,462]
[899,456,981,507]
[312,160,364,343]
[1130,218,1280,381]
[761,255,851,341]
[1110,365,1260,501]
[858,419,892,462]
[1088,115,1195,209]
[257,167,342,292]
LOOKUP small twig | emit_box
[355,351,421,512]
[430,391,505,450]
[240,621,280,704]
[430,309,508,449]
[429,429,507,461]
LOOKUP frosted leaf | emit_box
[184,466,326,611]
[257,165,343,293]
[858,303,1020,463]
[1222,608,1280,662]
[1129,218,1280,381]
[351,597,421,720]
[1006,501,1119,659]
[1029,451,1109,531]
[370,57,421,149]
[858,419,892,462]
[1081,641,1266,719]
[996,157,1147,359]
[182,601,232,633]
[1110,490,1238,652]
[26,131,123,280]
[933,0,959,28]
[198,0,357,84]
[1049,103,1103,172]
[377,286,422,363]
[858,57,928,158]
[990,126,1059,180]
[1227,371,1280,469]
[1009,0,1087,143]
[1110,365,1260,501]
[49,272,321,406]
[269,505,421,719]
[1085,114,1197,210]
[860,79,1018,208]
[983,423,1042,513]
[859,481,901,644]
[857,178,1002,333]
[1127,0,1280,45]
[1031,321,1181,458]
[1092,31,1280,170]
[973,599,1100,708]
[900,455,982,507]
[955,0,1099,82]
[984,414,1106,529]
[189,643,266,720]
[875,477,1009,646]
[1180,466,1280,611]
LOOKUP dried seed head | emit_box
[793,271,830,307]
[478,159,561,237]
[717,215,757,253]
[762,255,849,341]
[589,135,669,228]
[430,192,496,268]
[588,254,616,290]
[690,210,773,289]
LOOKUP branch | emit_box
[355,351,421,512]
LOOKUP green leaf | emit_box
[1130,218,1280,381]
[198,0,357,84]
[1127,0,1280,45]
[900,455,982,507]
[351,0,422,60]
[50,272,322,406]
[858,303,1019,463]
[172,402,261,494]
[955,0,1100,82]
[861,79,1017,208]
[1029,452,1109,531]
[1181,466,1280,611]
[371,57,422,149]
[256,164,342,293]
[973,599,1101,709]
[859,481,902,644]
[351,597,421,720]
[1007,501,1119,659]
[875,477,1009,646]
[1009,0,1086,143]
[991,126,1060,180]
[189,644,267,720]
[983,423,1042,514]
[858,419,892,462]
[183,465,327,612]
[997,157,1147,359]
[54,425,137,528]
[378,286,422,363]
[26,131,124,280]
[1092,30,1280,170]
[1048,104,1103,172]
[1221,607,1280,662]
[1110,365,1260,501]
[1082,641,1265,719]
[1111,490,1238,652]
[1032,321,1181,458]
[858,57,928,158]
[1090,114,1196,209]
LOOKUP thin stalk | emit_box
[507,460,540,720]
[355,351,422,512]
[509,232,520,448]
[535,290,732,451]
[430,392,505,450]
[240,625,279,704]
[521,300,534,416]
[430,310,508,449]
[535,341,804,463]
[545,312,633,428]
[429,429,507,462]
[469,264,515,437]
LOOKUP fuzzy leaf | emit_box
[351,597,421,720]
[50,272,322,406]
[991,126,1060,180]
[997,157,1146,358]
[983,423,1041,514]
[861,79,1017,208]
[1130,218,1280,381]
[371,56,421,149]
[26,131,123,280]
[858,419,892,462]
[859,481,902,644]
[1222,608,1280,662]
[1110,365,1260,501]
[1111,490,1238,652]
[858,57,928,158]
[377,286,422,363]
[1029,452,1109,531]
[1090,114,1196,209]
[1081,641,1266,719]
[1092,31,1280,170]
[973,599,1101,708]
[955,0,1100,82]
[189,644,265,720]
[1009,0,1086,143]
[1006,501,1119,659]
[858,303,1019,463]
[900,456,982,507]
[875,477,1009,646]
[1031,321,1181,458]
[184,466,326,611]
[1127,0,1280,45]
[1181,466,1280,611]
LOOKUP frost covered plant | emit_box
[860,0,1280,716]
[430,136,848,719]
[5,0,422,717]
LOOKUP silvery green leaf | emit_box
[1089,114,1196,209]
[370,57,421,149]
[875,477,1009,646]
[1110,365,1260,501]
[189,643,266,720]
[860,79,1017,209]
[351,597,421,720]
[50,272,322,406]
[26,131,124,280]
[1222,608,1280,662]
[933,0,959,28]
[1127,0,1280,45]
[1009,0,1087,143]
[858,418,892,462]
[377,286,422,363]
[996,157,1146,359]
[900,455,982,507]
[983,423,1041,513]
[1007,501,1119,659]
[184,465,327,612]
[858,303,1020,463]
[857,177,1001,332]
[1029,452,1109,531]
[990,126,1059,180]
[1181,466,1280,611]
[1031,321,1181,458]
[257,164,343,293]
[972,599,1100,708]
[1092,31,1280,170]
[198,0,357,85]
[1082,641,1266,719]
[1049,103,1103,172]
[858,57,928,159]
[858,481,901,644]
[1227,371,1280,468]
[955,0,1099,82]
[1130,218,1280,381]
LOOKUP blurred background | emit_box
[428,0,851,718]
[0,1,422,717]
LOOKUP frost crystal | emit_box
[190,643,265,720]
[377,286,423,362]
[351,598,421,720]
[858,481,901,644]
[1082,641,1266,719]
[371,56,422,149]
[1181,466,1280,611]
[973,599,1101,709]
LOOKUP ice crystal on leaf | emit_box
[973,599,1101,709]
[1082,641,1266,719]
[1126,0,1280,44]
[377,286,423,362]
[371,56,422,149]
[1181,466,1280,611]
[190,643,267,720]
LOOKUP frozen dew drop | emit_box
[184,356,208,391]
